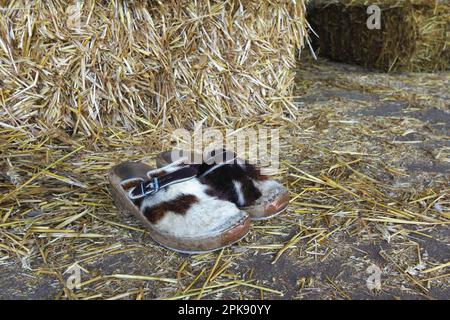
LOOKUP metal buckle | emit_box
[128,177,160,200]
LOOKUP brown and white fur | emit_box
[131,160,248,238]
[156,149,290,220]
[197,160,267,207]
[196,152,288,219]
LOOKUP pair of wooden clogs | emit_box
[109,150,289,254]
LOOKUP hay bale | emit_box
[308,0,449,72]
[0,0,309,135]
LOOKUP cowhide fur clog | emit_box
[156,149,290,220]
[108,159,250,254]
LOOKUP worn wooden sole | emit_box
[243,191,290,221]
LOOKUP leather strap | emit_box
[128,165,199,200]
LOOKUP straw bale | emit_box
[308,0,449,72]
[0,0,309,134]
